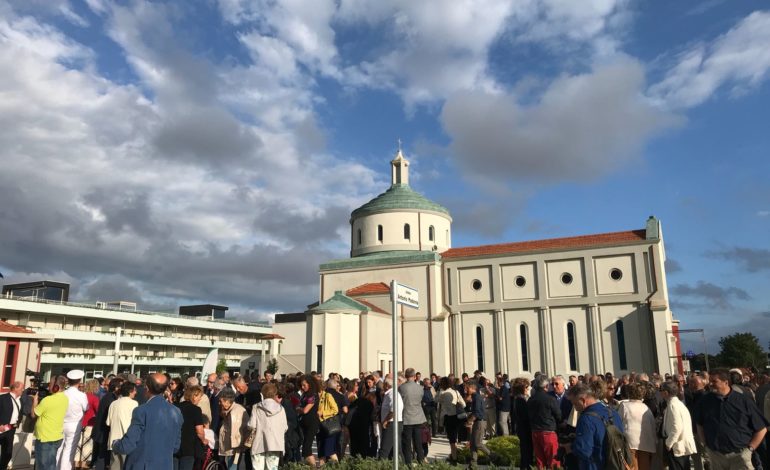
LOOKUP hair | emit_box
[171,377,183,389]
[705,368,727,382]
[186,376,200,387]
[146,373,168,395]
[384,378,394,388]
[262,383,278,399]
[108,378,124,393]
[184,385,204,402]
[660,381,679,396]
[84,378,100,395]
[51,375,68,394]
[589,379,607,401]
[233,377,246,387]
[567,382,593,400]
[535,377,549,390]
[218,387,236,403]
[299,375,319,395]
[326,378,338,389]
[439,376,450,391]
[626,382,644,400]
[120,381,136,397]
[213,379,225,392]
[405,368,416,379]
[511,377,529,395]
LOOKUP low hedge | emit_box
[455,435,522,467]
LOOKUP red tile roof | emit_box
[346,282,391,297]
[441,230,647,259]
[0,320,34,334]
[356,299,389,315]
[261,333,285,340]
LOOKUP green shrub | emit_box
[455,435,521,467]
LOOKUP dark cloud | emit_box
[152,107,263,165]
[254,204,351,245]
[440,61,682,184]
[708,246,770,272]
[671,281,751,310]
[665,258,682,274]
[83,188,165,238]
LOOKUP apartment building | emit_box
[0,281,277,381]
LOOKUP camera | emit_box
[25,369,49,399]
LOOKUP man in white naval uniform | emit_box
[57,369,89,470]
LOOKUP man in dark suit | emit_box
[112,373,183,470]
[0,382,23,470]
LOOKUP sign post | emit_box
[390,281,418,470]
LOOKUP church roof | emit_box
[346,282,390,296]
[441,229,648,259]
[351,184,450,219]
[354,299,388,314]
[320,250,440,271]
[309,291,388,315]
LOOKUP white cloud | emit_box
[441,60,681,183]
[0,3,379,314]
[649,10,770,108]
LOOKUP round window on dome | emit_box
[515,276,526,288]
[610,268,623,281]
[471,279,483,291]
[561,273,573,285]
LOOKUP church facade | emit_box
[274,151,679,378]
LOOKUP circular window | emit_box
[471,279,483,291]
[610,268,623,281]
[515,276,526,288]
[561,273,573,285]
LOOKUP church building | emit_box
[274,150,679,378]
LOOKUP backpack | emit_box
[585,410,632,470]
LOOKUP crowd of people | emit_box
[0,365,768,470]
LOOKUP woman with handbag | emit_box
[437,377,466,463]
[296,376,320,467]
[317,379,341,465]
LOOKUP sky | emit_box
[0,0,768,355]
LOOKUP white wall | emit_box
[351,211,451,256]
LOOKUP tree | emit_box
[717,332,768,370]
[688,353,719,372]
[216,358,228,374]
[266,358,279,375]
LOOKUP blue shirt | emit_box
[573,402,624,470]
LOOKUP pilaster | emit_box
[539,307,555,376]
[588,304,605,374]
[493,309,507,374]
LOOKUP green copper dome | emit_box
[351,184,451,219]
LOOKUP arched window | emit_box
[475,326,484,372]
[520,324,530,372]
[377,225,383,242]
[617,320,628,370]
[357,229,362,245]
[404,223,411,240]
[567,322,578,371]
[428,226,435,242]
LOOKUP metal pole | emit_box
[703,331,710,372]
[131,345,136,374]
[391,280,399,470]
[112,326,121,375]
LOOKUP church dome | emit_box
[351,183,450,219]
[349,148,452,257]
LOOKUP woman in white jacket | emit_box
[248,383,288,470]
[660,381,697,470]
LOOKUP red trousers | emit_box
[532,430,559,469]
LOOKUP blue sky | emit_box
[0,0,768,355]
